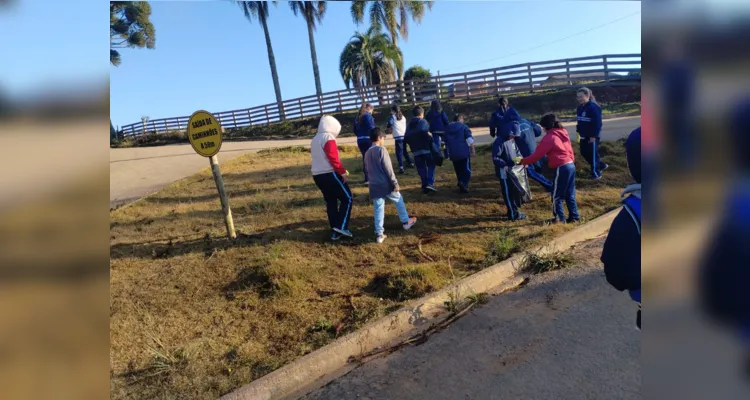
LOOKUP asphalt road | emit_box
[109,116,640,207]
[303,238,641,400]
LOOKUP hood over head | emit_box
[318,115,342,138]
[626,127,641,183]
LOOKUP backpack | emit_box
[622,195,641,236]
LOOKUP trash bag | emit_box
[509,165,532,202]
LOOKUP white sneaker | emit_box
[402,217,417,230]
[376,234,387,244]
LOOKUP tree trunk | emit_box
[306,16,323,96]
[261,13,285,120]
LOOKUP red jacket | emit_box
[521,128,575,168]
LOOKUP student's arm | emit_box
[601,210,641,292]
[592,103,603,139]
[489,113,497,138]
[365,113,376,133]
[492,141,507,168]
[442,112,449,128]
[520,134,553,165]
[380,147,399,192]
[323,140,347,177]
[465,125,476,155]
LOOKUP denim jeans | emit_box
[373,192,410,235]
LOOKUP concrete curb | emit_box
[221,208,621,400]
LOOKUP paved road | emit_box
[304,238,641,400]
[110,116,640,207]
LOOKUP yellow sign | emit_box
[187,110,223,157]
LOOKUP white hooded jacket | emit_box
[311,115,344,176]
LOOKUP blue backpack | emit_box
[622,195,641,236]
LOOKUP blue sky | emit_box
[105,1,640,128]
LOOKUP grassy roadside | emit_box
[112,85,640,148]
[110,139,632,399]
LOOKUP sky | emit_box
[103,1,640,128]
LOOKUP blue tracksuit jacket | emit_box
[444,121,473,161]
[354,113,376,140]
[426,110,449,134]
[576,101,603,139]
[404,117,432,156]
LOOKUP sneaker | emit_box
[425,185,437,193]
[566,218,581,224]
[458,184,469,194]
[402,217,417,230]
[332,228,353,238]
[512,213,527,221]
[331,233,341,241]
[406,163,415,169]
[601,163,609,172]
[398,167,405,175]
[547,218,564,225]
[591,175,602,180]
[363,181,369,185]
[376,234,387,244]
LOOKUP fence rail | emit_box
[120,53,641,137]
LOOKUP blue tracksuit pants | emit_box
[552,162,580,222]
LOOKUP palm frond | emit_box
[351,1,366,25]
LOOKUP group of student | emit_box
[310,86,642,328]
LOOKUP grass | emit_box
[518,251,576,275]
[112,85,640,147]
[109,138,631,398]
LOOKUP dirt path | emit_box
[303,237,641,400]
[110,116,640,207]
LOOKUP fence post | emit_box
[151,121,157,133]
[264,105,270,125]
[337,92,343,112]
[566,61,572,86]
[493,69,499,94]
[464,74,470,99]
[164,120,168,132]
[436,71,442,101]
[407,81,415,105]
[247,109,252,126]
[299,99,304,118]
[603,56,610,82]
[527,64,533,92]
[318,95,323,115]
[177,119,181,131]
[232,111,237,128]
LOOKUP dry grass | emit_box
[110,139,631,399]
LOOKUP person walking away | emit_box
[364,128,418,244]
[444,114,476,193]
[600,127,642,330]
[426,100,450,159]
[404,105,437,193]
[354,103,376,184]
[518,113,580,223]
[698,98,750,377]
[576,87,608,179]
[492,121,528,221]
[387,105,414,174]
[501,105,554,193]
[488,96,510,138]
[311,115,354,240]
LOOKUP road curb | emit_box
[221,207,621,400]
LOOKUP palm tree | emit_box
[339,27,403,104]
[350,1,432,92]
[235,1,285,119]
[290,1,327,97]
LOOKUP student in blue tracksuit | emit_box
[404,105,437,194]
[576,87,608,179]
[501,106,554,193]
[601,127,642,330]
[386,104,414,173]
[444,114,476,193]
[492,123,527,221]
[354,103,376,184]
[426,100,450,158]
[488,96,509,138]
[699,99,750,376]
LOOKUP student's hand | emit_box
[341,173,348,183]
[589,137,596,144]
[504,166,509,172]
[512,156,523,164]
